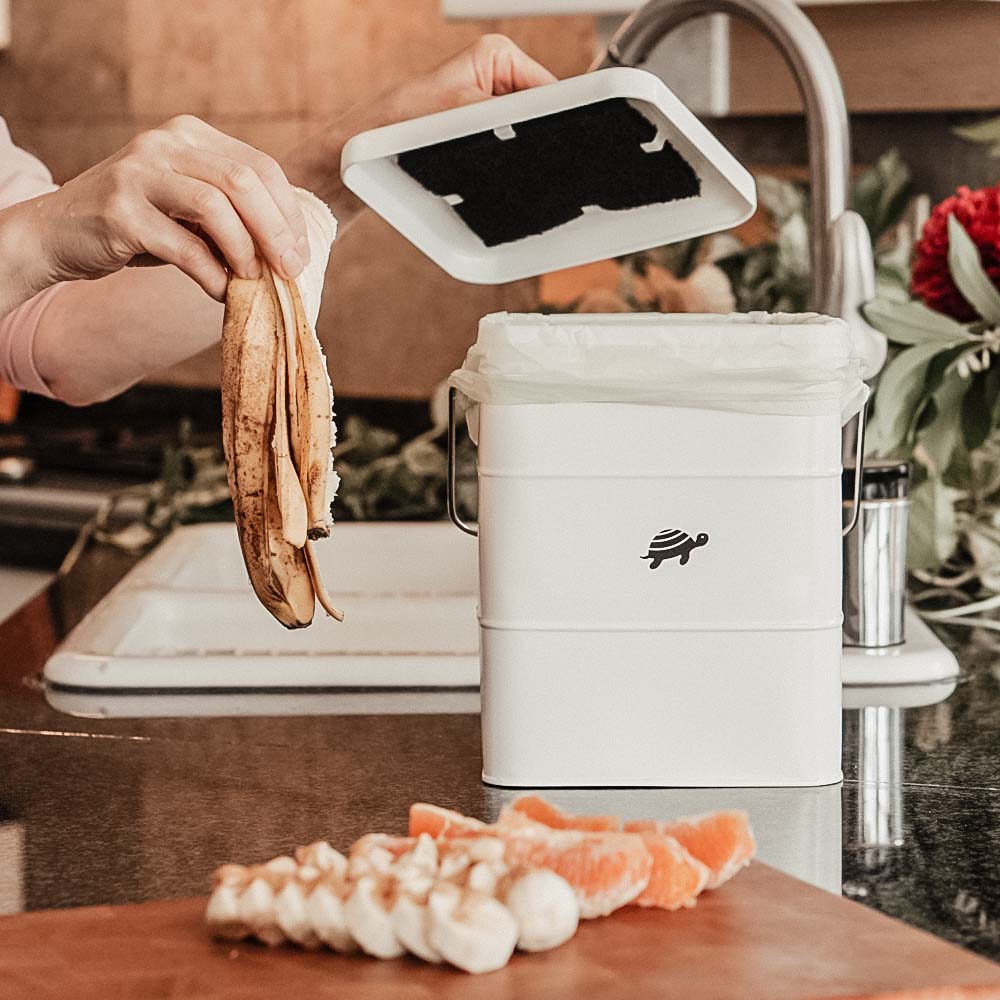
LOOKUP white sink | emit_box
[44,522,480,691]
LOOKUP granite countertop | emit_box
[0,537,998,962]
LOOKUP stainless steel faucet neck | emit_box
[597,0,852,312]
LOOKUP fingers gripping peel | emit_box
[221,188,342,627]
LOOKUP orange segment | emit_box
[409,803,490,839]
[626,811,755,890]
[502,829,653,919]
[502,795,621,833]
[621,819,661,836]
[632,833,709,910]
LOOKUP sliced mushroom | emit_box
[391,891,442,964]
[427,883,518,975]
[296,841,348,879]
[274,879,320,949]
[205,883,248,942]
[466,862,500,896]
[238,874,284,947]
[206,864,251,941]
[504,869,579,952]
[438,847,473,881]
[344,876,404,959]
[304,877,356,953]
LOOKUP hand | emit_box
[12,115,310,302]
[289,36,557,229]
[381,33,558,118]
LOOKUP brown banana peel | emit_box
[221,223,343,628]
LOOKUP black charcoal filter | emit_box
[397,98,701,248]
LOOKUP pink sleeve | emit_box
[0,117,60,396]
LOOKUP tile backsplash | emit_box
[0,0,595,398]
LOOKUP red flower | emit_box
[911,183,1000,323]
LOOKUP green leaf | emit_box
[967,527,1000,591]
[776,214,810,279]
[852,149,914,241]
[862,297,973,346]
[962,365,1000,451]
[756,175,806,225]
[947,214,1000,325]
[867,342,962,455]
[908,478,960,571]
[954,116,1000,158]
[917,367,970,477]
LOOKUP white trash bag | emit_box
[450,312,869,440]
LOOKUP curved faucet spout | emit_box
[597,0,851,312]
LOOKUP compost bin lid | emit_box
[340,68,756,285]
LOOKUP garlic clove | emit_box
[344,876,405,959]
[427,883,519,975]
[504,869,579,952]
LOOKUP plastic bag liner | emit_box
[450,312,869,440]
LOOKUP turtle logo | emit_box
[641,529,709,569]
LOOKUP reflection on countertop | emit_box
[0,536,998,961]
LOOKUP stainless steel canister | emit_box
[842,461,910,648]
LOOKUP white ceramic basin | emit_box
[43,522,479,691]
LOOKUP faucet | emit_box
[596,0,885,376]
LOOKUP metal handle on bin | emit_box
[448,386,478,537]
[842,398,868,538]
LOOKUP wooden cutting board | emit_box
[2,864,999,1000]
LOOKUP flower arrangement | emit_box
[542,151,917,320]
[863,180,1000,623]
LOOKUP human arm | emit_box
[0,37,556,406]
[0,114,310,403]
[286,34,557,232]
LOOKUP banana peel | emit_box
[221,193,342,628]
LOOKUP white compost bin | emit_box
[450,312,868,788]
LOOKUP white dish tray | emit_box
[841,608,959,687]
[44,688,481,719]
[44,522,480,691]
